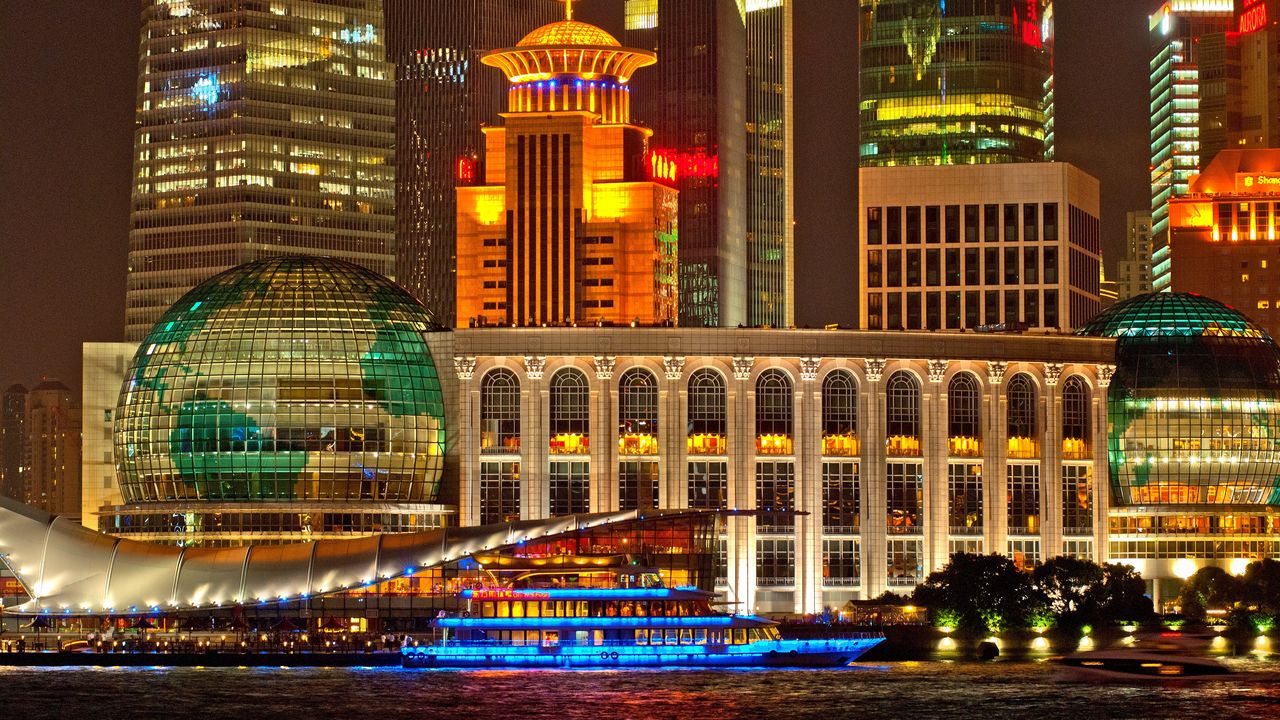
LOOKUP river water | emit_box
[3,660,1280,719]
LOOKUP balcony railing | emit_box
[480,435,521,455]
[1061,437,1090,459]
[1007,436,1040,459]
[618,433,658,455]
[948,524,983,535]
[822,577,859,587]
[549,433,589,455]
[687,433,727,455]
[756,576,797,588]
[756,434,794,456]
[948,436,981,457]
[822,434,860,457]
[886,435,921,457]
[887,574,920,587]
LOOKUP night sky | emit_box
[0,1,1152,391]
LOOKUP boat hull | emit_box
[402,638,883,669]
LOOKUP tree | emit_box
[1031,557,1152,629]
[1178,566,1240,621]
[1091,562,1155,624]
[913,553,1043,633]
[1238,559,1280,615]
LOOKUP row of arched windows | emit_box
[477,365,1092,458]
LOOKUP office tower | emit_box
[455,5,679,327]
[1,384,26,501]
[744,1,795,327]
[859,162,1102,332]
[627,0,748,328]
[126,0,396,341]
[23,380,82,521]
[1169,149,1280,337]
[859,0,1055,166]
[384,0,561,323]
[1148,1,1233,293]
[1117,211,1155,300]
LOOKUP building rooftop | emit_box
[1078,292,1271,341]
[517,19,620,48]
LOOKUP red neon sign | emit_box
[1012,0,1043,48]
[1239,0,1268,33]
[647,149,719,185]
[456,156,476,183]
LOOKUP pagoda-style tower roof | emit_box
[482,1,655,84]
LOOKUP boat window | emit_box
[606,601,619,617]
[543,630,559,647]
[694,628,707,644]
[733,628,747,645]
[635,629,648,645]
[481,602,495,618]
[511,601,525,618]
[635,601,648,617]
[620,602,634,617]
[542,601,555,617]
[525,601,540,618]
[766,626,781,640]
[679,628,693,645]
[666,629,679,645]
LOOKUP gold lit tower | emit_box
[455,1,679,327]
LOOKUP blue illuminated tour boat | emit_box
[401,574,882,669]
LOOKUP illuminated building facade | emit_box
[859,162,1102,332]
[859,0,1055,167]
[454,8,679,328]
[437,326,1113,613]
[1,385,25,503]
[1117,211,1156,301]
[1231,0,1280,150]
[7,381,83,522]
[383,0,561,323]
[126,0,396,341]
[1079,293,1280,608]
[1169,149,1280,337]
[626,0,749,328]
[1148,1,1234,294]
[106,256,451,545]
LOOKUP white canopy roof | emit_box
[0,496,658,616]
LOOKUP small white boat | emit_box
[1056,634,1231,682]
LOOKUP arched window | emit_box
[948,373,981,456]
[886,371,921,438]
[755,369,794,456]
[687,368,727,454]
[822,370,858,456]
[480,368,520,453]
[1006,374,1037,438]
[1062,376,1091,459]
[618,367,658,455]
[550,367,590,453]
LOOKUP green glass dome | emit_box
[1078,292,1280,510]
[114,257,446,514]
[1078,292,1270,340]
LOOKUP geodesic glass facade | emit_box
[1078,293,1280,509]
[114,256,446,515]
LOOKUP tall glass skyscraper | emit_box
[1147,1,1233,293]
[745,1,795,328]
[126,0,396,341]
[384,0,561,324]
[627,0,749,328]
[859,0,1055,167]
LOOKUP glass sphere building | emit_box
[1079,292,1280,600]
[107,256,450,544]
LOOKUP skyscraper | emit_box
[1117,211,1155,301]
[454,4,679,327]
[126,0,396,341]
[859,0,1055,167]
[1,384,26,502]
[1148,1,1233,293]
[627,0,748,328]
[384,0,561,323]
[23,380,82,521]
[745,1,795,328]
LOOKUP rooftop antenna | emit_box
[564,0,574,21]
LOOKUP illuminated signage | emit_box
[190,74,220,106]
[647,149,719,185]
[339,23,377,44]
[1012,0,1043,49]
[456,156,476,184]
[1243,174,1280,188]
[1238,0,1270,33]
[468,589,552,601]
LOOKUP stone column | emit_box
[454,356,478,526]
[1042,363,1064,561]
[661,356,686,509]
[591,356,615,512]
[796,357,823,614]
[985,361,1008,555]
[728,357,755,611]
[925,360,950,573]
[1093,365,1115,563]
[522,355,547,520]
[861,359,887,598]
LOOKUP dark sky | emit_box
[0,1,1152,391]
